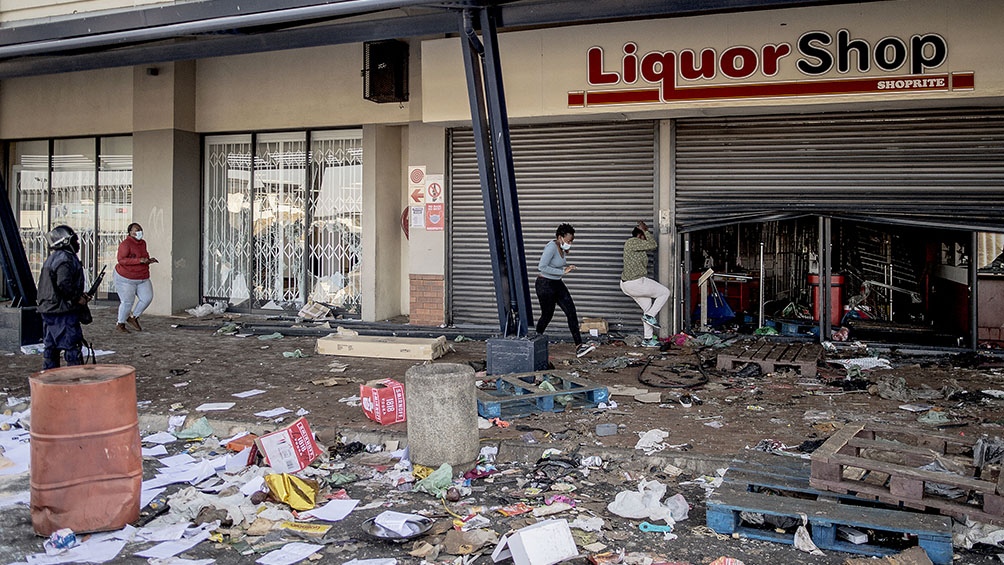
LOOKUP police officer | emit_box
[36,225,90,369]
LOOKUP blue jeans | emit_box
[114,270,154,323]
[41,313,83,369]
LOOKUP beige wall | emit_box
[196,44,412,133]
[132,61,200,316]
[0,0,170,23]
[422,0,1004,123]
[362,124,404,322]
[0,67,133,138]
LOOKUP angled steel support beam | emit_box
[0,176,37,307]
[459,7,532,337]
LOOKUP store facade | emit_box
[421,0,1004,345]
[2,0,1002,345]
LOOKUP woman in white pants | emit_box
[114,223,158,333]
[620,220,670,347]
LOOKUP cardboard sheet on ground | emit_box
[316,333,448,360]
[492,519,578,565]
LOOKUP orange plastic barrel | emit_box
[29,364,143,536]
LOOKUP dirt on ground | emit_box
[3,302,1004,564]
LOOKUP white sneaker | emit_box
[576,343,596,357]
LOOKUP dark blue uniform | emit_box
[36,248,86,369]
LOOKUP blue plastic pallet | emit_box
[707,452,953,564]
[476,371,609,419]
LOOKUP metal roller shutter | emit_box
[675,108,1004,233]
[449,122,657,332]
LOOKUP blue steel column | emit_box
[459,8,532,337]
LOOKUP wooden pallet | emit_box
[715,339,821,376]
[707,450,953,564]
[476,371,609,419]
[810,422,1004,525]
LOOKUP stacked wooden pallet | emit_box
[476,370,609,419]
[809,422,1004,525]
[715,339,821,376]
[707,450,953,564]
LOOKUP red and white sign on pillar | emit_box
[425,174,445,231]
[408,166,426,205]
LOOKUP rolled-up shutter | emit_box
[449,121,657,333]
[674,108,1004,232]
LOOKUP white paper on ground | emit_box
[255,407,292,418]
[143,431,178,444]
[240,475,266,496]
[147,558,216,565]
[225,447,252,473]
[134,529,211,559]
[0,490,29,509]
[143,445,169,457]
[195,402,236,412]
[140,486,167,508]
[159,453,197,467]
[299,499,359,522]
[0,442,30,476]
[233,389,266,398]
[342,560,397,565]
[24,539,128,564]
[255,542,324,565]
[137,522,190,542]
[373,511,425,536]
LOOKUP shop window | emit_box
[9,136,132,297]
[203,130,362,315]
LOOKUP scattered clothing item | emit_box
[576,343,596,357]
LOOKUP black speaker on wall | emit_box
[363,40,409,103]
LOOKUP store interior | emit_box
[685,218,978,347]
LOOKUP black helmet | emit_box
[46,225,80,253]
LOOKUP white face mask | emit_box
[133,230,144,241]
[560,242,572,251]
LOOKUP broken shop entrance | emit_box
[683,217,982,348]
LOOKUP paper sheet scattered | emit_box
[233,389,267,398]
[299,499,359,522]
[255,407,292,418]
[196,402,236,412]
[256,542,323,565]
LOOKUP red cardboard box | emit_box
[254,417,321,473]
[360,378,406,425]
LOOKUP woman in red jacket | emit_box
[114,223,158,333]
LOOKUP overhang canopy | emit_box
[0,0,874,79]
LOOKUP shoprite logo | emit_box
[568,29,974,107]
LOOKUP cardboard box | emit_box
[579,317,608,334]
[316,334,448,360]
[360,378,407,425]
[254,417,321,473]
[491,519,578,565]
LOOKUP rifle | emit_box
[86,265,107,299]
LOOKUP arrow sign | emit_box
[411,188,425,203]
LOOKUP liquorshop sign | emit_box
[568,29,974,107]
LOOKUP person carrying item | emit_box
[114,223,158,333]
[620,220,671,348]
[535,223,594,357]
[36,225,90,369]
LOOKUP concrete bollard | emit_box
[405,363,479,469]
